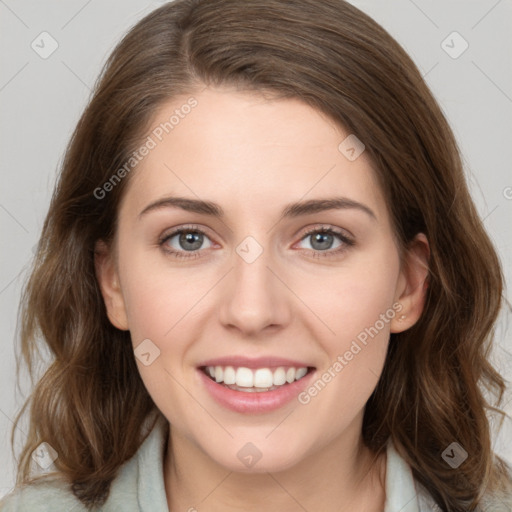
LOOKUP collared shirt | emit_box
[0,414,506,511]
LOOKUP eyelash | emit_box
[158,224,355,260]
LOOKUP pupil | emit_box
[312,232,332,250]
[180,232,202,251]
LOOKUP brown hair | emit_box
[5,0,511,510]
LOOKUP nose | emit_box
[218,242,292,337]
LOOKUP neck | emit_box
[163,416,387,512]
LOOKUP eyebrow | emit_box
[138,196,377,222]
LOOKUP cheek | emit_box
[118,242,210,344]
[117,246,205,419]
[295,243,400,346]
[295,244,400,403]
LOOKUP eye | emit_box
[159,225,213,259]
[295,226,354,258]
[158,224,354,260]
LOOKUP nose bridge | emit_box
[218,233,291,334]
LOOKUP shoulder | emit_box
[0,478,88,512]
[478,487,512,511]
[387,439,512,512]
[414,476,512,512]
[0,413,170,512]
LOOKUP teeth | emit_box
[273,367,286,386]
[254,368,273,388]
[223,366,236,385]
[295,367,308,380]
[204,365,310,389]
[236,367,253,387]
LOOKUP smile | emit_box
[197,359,316,413]
[201,365,310,392]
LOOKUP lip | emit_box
[197,355,312,370]
[197,366,316,414]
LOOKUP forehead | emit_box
[120,87,387,223]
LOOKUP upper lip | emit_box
[198,356,315,370]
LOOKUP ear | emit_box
[390,233,430,333]
[94,239,129,331]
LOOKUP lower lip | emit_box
[198,368,316,414]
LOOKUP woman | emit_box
[1,0,511,510]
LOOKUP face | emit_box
[96,86,429,473]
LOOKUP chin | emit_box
[201,434,314,474]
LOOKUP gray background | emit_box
[1,0,511,499]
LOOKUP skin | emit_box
[95,86,430,511]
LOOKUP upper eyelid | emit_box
[300,224,353,239]
[160,224,214,242]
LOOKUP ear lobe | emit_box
[390,233,430,333]
[94,239,129,331]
